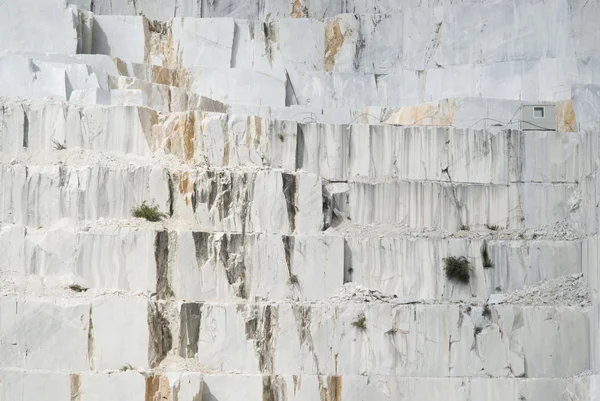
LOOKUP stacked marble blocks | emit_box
[1,0,600,400]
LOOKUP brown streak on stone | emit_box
[325,19,344,72]
[70,374,81,401]
[381,99,456,126]
[253,116,263,150]
[115,57,128,76]
[557,99,577,132]
[179,172,193,206]
[151,65,172,86]
[327,376,342,401]
[145,375,172,401]
[223,128,230,165]
[317,376,327,401]
[145,376,160,401]
[291,0,308,18]
[183,112,196,161]
[139,108,159,152]
[146,19,176,70]
[246,116,253,150]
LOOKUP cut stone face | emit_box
[0,0,599,399]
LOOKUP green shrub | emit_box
[351,313,367,331]
[460,224,470,231]
[443,256,471,284]
[287,274,299,285]
[131,201,165,222]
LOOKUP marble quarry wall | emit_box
[1,0,600,400]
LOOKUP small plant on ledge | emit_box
[131,201,165,222]
[120,364,134,371]
[485,223,500,231]
[52,139,66,150]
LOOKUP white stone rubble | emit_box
[497,273,591,307]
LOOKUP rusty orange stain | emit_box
[325,19,344,72]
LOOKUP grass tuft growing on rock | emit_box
[485,223,500,231]
[52,140,66,150]
[351,313,367,331]
[460,224,470,231]
[443,256,471,284]
[120,364,134,371]
[131,201,165,222]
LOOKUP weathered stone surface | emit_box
[0,1,80,55]
[299,125,513,183]
[90,297,150,370]
[170,230,343,301]
[346,180,580,230]
[1,0,599,398]
[0,298,89,371]
[171,168,322,233]
[171,18,235,69]
[150,111,297,169]
[0,159,321,234]
[196,302,588,377]
[2,370,593,401]
[0,101,155,155]
[348,236,582,301]
[189,67,286,107]
[0,222,584,304]
[91,16,148,65]
[0,224,157,294]
[77,371,146,401]
[0,55,70,101]
[0,163,169,227]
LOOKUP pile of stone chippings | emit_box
[494,273,591,307]
[327,274,591,307]
[326,282,420,304]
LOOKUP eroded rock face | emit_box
[0,0,599,400]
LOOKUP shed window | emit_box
[533,106,545,118]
